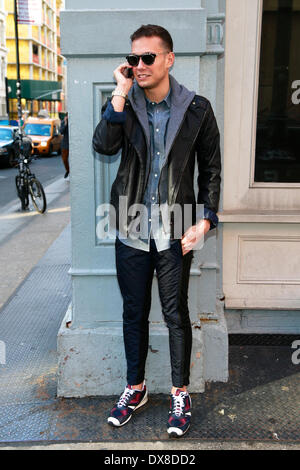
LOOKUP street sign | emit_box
[17,0,42,25]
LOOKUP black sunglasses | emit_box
[126,52,167,67]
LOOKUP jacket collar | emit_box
[128,81,150,148]
[166,75,195,159]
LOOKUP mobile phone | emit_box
[123,67,133,79]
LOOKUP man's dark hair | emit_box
[130,24,173,52]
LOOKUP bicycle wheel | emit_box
[29,178,47,214]
[15,175,29,210]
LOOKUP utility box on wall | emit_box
[57,0,228,397]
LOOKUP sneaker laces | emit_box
[117,387,135,408]
[172,391,186,417]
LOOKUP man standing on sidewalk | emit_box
[93,24,221,437]
[60,112,69,179]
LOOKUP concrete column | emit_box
[57,0,228,397]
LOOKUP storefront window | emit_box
[254,0,300,182]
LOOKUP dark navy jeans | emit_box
[115,237,194,388]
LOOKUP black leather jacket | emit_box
[93,90,221,238]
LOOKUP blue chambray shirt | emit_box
[142,90,172,251]
[118,90,173,252]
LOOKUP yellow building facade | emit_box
[5,0,65,118]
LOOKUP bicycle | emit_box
[12,22,47,215]
[15,152,47,214]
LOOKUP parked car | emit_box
[23,117,62,157]
[0,125,32,167]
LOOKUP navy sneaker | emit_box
[107,382,148,427]
[167,389,192,437]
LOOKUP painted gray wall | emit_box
[66,0,203,9]
[60,10,207,57]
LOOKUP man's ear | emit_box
[167,52,175,69]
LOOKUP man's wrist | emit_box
[196,218,211,226]
[195,218,211,235]
[112,87,129,100]
[203,218,211,227]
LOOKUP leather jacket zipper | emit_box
[170,126,201,206]
[123,143,132,193]
[126,100,151,203]
[157,111,188,205]
[157,104,199,206]
[129,138,146,203]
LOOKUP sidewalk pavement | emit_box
[0,176,71,311]
[0,207,299,450]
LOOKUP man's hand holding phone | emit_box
[111,63,134,112]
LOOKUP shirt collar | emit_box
[145,88,171,108]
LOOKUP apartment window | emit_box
[32,44,39,64]
[254,0,300,183]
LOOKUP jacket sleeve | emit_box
[92,99,126,156]
[195,100,221,230]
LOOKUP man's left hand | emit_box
[181,219,211,255]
